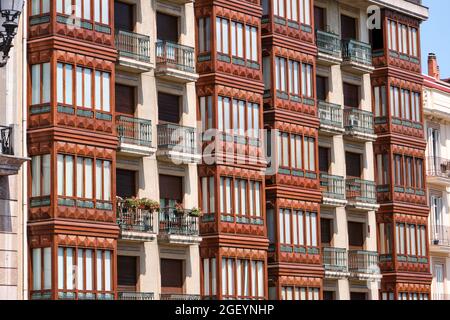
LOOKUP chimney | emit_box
[428,53,440,80]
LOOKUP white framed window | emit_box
[76,67,92,109]
[31,63,51,105]
[94,0,109,24]
[95,160,111,201]
[57,155,74,197]
[31,154,51,197]
[32,0,50,15]
[216,17,229,54]
[32,247,52,291]
[198,17,211,53]
[94,71,111,112]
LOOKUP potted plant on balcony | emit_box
[174,202,185,215]
[140,198,160,212]
[124,197,140,210]
[189,207,202,217]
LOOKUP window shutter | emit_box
[158,92,181,123]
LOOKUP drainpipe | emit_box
[22,0,28,300]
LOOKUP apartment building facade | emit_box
[0,5,28,299]
[15,0,434,301]
[423,53,450,301]
[27,0,201,300]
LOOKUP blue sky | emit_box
[421,0,450,78]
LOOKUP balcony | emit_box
[115,29,152,72]
[323,247,350,279]
[318,101,344,135]
[341,39,374,74]
[160,294,202,300]
[116,200,156,241]
[430,225,450,251]
[316,30,342,65]
[343,108,376,141]
[348,250,381,281]
[320,173,347,207]
[0,125,27,176]
[155,41,198,83]
[158,208,201,245]
[346,178,379,211]
[116,116,155,157]
[427,157,450,186]
[156,123,201,163]
[118,292,155,300]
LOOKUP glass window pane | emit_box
[32,248,42,290]
[42,154,51,196]
[66,156,74,197]
[57,155,64,196]
[103,161,111,201]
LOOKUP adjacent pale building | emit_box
[423,53,450,301]
[0,5,28,299]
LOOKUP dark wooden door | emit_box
[159,175,183,206]
[345,152,362,178]
[160,259,184,294]
[316,76,328,101]
[118,256,138,292]
[343,83,359,109]
[115,84,136,115]
[323,291,335,300]
[348,221,364,249]
[117,169,137,198]
[319,147,331,173]
[115,1,134,31]
[157,12,179,42]
[341,15,357,40]
[350,292,367,300]
[321,218,333,246]
[158,92,180,123]
[314,6,326,31]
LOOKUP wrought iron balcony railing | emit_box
[160,294,202,300]
[316,30,341,58]
[116,200,154,233]
[318,101,343,129]
[155,40,195,73]
[343,108,374,135]
[320,173,345,200]
[348,250,379,274]
[159,208,199,236]
[323,247,348,273]
[116,115,152,147]
[430,224,450,246]
[341,39,372,66]
[427,157,450,179]
[346,178,377,204]
[115,29,151,62]
[0,125,13,155]
[157,123,196,154]
[118,292,155,300]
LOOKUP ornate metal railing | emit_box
[116,200,154,233]
[341,39,372,66]
[160,294,202,300]
[159,208,199,236]
[427,157,450,178]
[343,108,374,135]
[0,125,13,155]
[346,178,377,204]
[320,173,345,200]
[323,247,348,273]
[118,292,155,300]
[115,29,151,62]
[348,250,379,274]
[318,101,343,129]
[157,123,196,154]
[116,115,152,147]
[316,30,341,57]
[155,40,195,73]
[430,224,450,246]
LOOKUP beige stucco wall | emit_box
[0,8,26,300]
[116,0,199,298]
[317,0,380,301]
